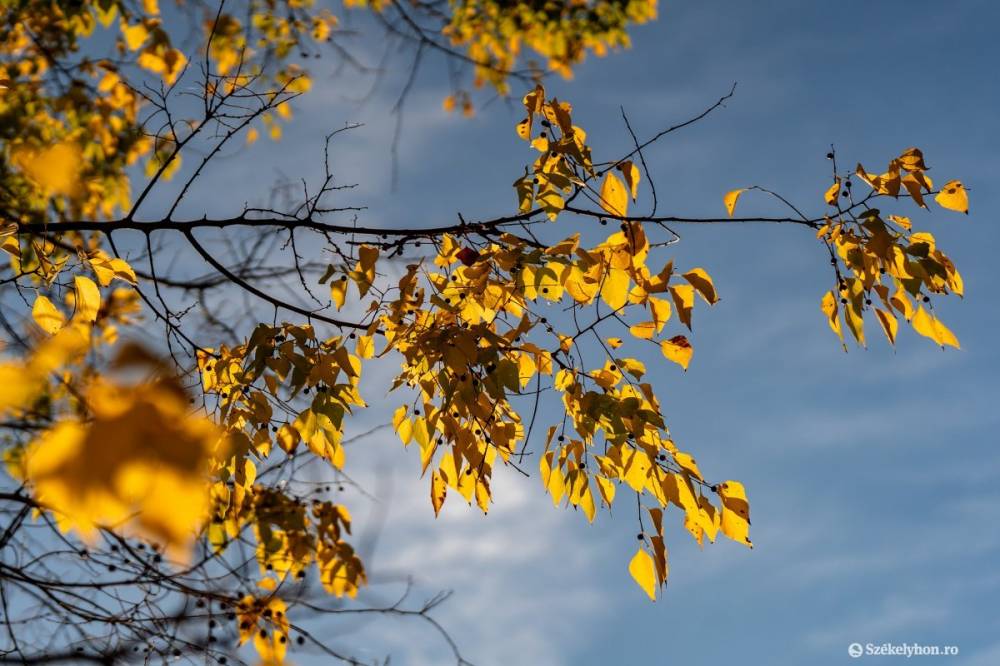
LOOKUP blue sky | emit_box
[138,1,1000,664]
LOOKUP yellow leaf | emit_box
[628,547,657,601]
[143,0,160,14]
[73,276,101,323]
[330,277,347,310]
[24,377,218,560]
[911,306,960,349]
[32,296,65,335]
[682,268,719,305]
[674,452,702,480]
[718,480,752,548]
[617,161,640,200]
[874,308,898,345]
[121,21,149,51]
[431,470,447,517]
[246,127,259,145]
[723,189,744,217]
[11,142,84,198]
[821,291,844,345]
[824,179,841,206]
[934,180,969,214]
[669,284,694,330]
[649,296,671,331]
[355,335,374,359]
[629,321,656,340]
[660,335,693,371]
[897,147,927,172]
[600,267,630,311]
[599,172,628,217]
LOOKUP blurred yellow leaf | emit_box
[24,377,219,560]
[11,142,84,198]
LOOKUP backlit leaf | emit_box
[628,547,657,601]
[599,172,628,217]
[723,189,744,217]
[934,180,969,214]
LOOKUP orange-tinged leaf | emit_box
[599,172,628,217]
[934,180,968,214]
[628,547,657,601]
[723,189,744,217]
[660,336,693,371]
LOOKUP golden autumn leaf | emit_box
[723,188,744,217]
[669,284,695,330]
[934,180,969,214]
[821,291,844,346]
[32,296,66,335]
[599,171,629,217]
[629,547,657,601]
[874,308,898,345]
[718,480,752,548]
[824,179,841,206]
[23,377,219,560]
[660,335,693,371]
[73,276,101,323]
[11,141,84,198]
[330,276,348,310]
[911,306,960,349]
[121,21,149,51]
[617,160,641,200]
[682,268,719,305]
[897,147,927,172]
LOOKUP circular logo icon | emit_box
[848,643,864,659]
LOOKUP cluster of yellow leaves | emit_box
[439,0,658,93]
[818,148,966,349]
[354,89,744,601]
[196,323,369,602]
[236,583,292,663]
[512,84,594,220]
